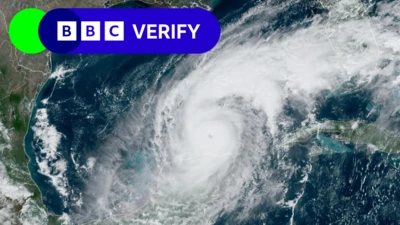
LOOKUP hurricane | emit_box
[26,0,400,224]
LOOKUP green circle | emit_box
[9,8,46,54]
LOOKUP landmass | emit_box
[0,1,121,225]
[0,1,213,224]
[285,120,400,156]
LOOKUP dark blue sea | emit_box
[25,0,400,224]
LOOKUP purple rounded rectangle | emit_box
[39,8,221,54]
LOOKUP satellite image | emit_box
[1,0,400,224]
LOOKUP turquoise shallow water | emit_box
[25,0,400,224]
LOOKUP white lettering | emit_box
[159,24,170,39]
[132,24,146,39]
[171,24,175,39]
[131,24,200,39]
[147,24,157,39]
[177,24,187,39]
[188,24,200,39]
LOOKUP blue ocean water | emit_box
[25,0,400,224]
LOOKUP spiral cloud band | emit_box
[29,0,400,224]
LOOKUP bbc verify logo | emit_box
[57,21,202,41]
[36,8,220,54]
[58,21,124,41]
